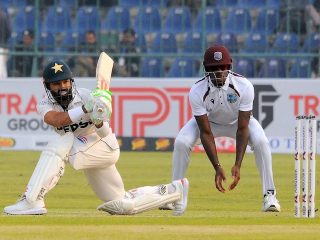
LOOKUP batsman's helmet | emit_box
[43,59,73,84]
[203,45,232,88]
[42,60,76,109]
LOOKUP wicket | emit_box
[294,115,317,218]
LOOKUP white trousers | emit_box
[172,117,276,195]
[68,132,125,202]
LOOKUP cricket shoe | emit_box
[98,192,135,215]
[4,196,47,215]
[97,198,134,215]
[172,178,189,216]
[262,191,281,212]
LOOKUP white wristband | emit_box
[68,106,85,123]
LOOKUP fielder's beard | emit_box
[206,70,229,88]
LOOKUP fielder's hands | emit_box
[215,165,240,192]
[228,165,240,191]
[215,166,226,192]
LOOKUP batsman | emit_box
[4,59,189,216]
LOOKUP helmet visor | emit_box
[204,65,230,87]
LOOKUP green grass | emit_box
[0,151,319,240]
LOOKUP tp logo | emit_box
[253,85,280,129]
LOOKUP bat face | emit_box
[96,52,114,90]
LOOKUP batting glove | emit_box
[84,88,112,114]
[90,114,103,126]
[82,93,95,113]
[92,98,112,121]
[90,89,112,122]
[91,88,112,103]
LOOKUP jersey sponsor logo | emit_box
[227,93,238,103]
[57,121,93,133]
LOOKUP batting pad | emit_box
[98,185,180,215]
[25,133,74,202]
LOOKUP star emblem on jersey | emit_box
[51,63,64,73]
[227,93,238,103]
[214,52,222,61]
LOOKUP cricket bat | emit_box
[95,52,114,113]
[96,51,114,91]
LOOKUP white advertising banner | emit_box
[0,78,319,153]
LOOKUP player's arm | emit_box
[229,80,254,190]
[43,99,95,128]
[43,102,93,128]
[235,110,251,167]
[195,114,226,192]
[195,114,220,168]
[228,110,251,191]
[44,111,73,128]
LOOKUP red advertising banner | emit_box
[0,78,319,153]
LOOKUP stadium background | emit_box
[0,2,320,238]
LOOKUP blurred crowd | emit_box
[0,0,319,78]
